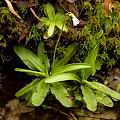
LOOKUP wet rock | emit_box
[3,99,34,120]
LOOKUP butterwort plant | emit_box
[14,42,91,107]
[14,42,120,111]
[40,3,68,39]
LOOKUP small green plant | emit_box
[14,42,90,107]
[13,1,120,112]
[14,42,120,111]
[75,44,120,111]
[40,3,68,39]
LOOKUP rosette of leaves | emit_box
[14,42,120,111]
[74,44,120,112]
[41,3,68,39]
[14,42,91,107]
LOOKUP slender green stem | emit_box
[53,30,63,63]
[53,15,66,68]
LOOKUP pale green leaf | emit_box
[14,46,45,73]
[83,80,120,100]
[32,79,49,106]
[15,68,47,77]
[25,83,38,106]
[105,17,110,29]
[81,44,99,80]
[37,42,50,74]
[37,42,45,61]
[46,3,55,21]
[48,22,55,37]
[94,90,113,107]
[52,63,91,75]
[45,73,80,83]
[44,22,55,39]
[55,9,68,32]
[15,78,39,97]
[81,85,97,112]
[92,81,120,100]
[41,17,50,26]
[50,82,73,107]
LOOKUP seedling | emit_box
[41,3,68,39]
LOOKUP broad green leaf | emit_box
[44,22,55,39]
[83,80,120,100]
[41,17,50,26]
[48,22,55,37]
[50,82,73,107]
[92,82,120,100]
[55,9,68,32]
[53,43,77,69]
[37,42,50,74]
[25,92,32,102]
[45,73,80,83]
[52,63,91,75]
[14,46,45,73]
[37,42,45,61]
[32,79,49,106]
[81,44,99,80]
[46,3,55,22]
[94,90,113,107]
[25,83,38,106]
[15,78,39,97]
[81,85,97,112]
[15,68,47,77]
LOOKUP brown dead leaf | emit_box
[5,0,22,19]
[67,0,77,4]
[77,19,87,27]
[14,0,37,8]
[30,7,43,21]
[103,0,113,14]
[18,25,30,42]
[35,0,38,7]
[69,3,79,18]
